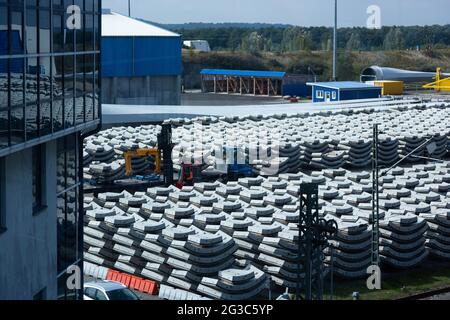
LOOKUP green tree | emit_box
[346,32,362,51]
[383,28,405,50]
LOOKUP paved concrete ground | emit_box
[102,97,407,126]
[181,92,288,106]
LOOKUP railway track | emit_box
[396,286,450,300]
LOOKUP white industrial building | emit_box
[102,10,182,105]
[183,40,211,52]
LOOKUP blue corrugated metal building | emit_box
[102,10,182,105]
[102,35,182,77]
[307,81,382,103]
[200,69,312,97]
[0,30,25,73]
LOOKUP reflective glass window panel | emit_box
[10,10,25,55]
[52,13,64,53]
[26,7,38,54]
[25,57,39,140]
[39,56,51,135]
[39,9,50,54]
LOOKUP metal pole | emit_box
[128,0,131,17]
[296,196,302,301]
[332,0,337,81]
[306,200,312,301]
[372,124,380,266]
[330,245,334,300]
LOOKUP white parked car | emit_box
[83,281,140,300]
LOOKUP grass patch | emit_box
[330,261,450,300]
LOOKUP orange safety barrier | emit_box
[104,268,159,296]
[142,280,158,295]
[129,276,140,291]
[120,274,132,287]
[106,269,119,281]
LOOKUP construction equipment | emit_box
[135,175,161,182]
[123,124,174,186]
[423,67,450,92]
[158,124,174,186]
[227,163,254,181]
[124,148,161,177]
[220,146,254,181]
[176,163,203,189]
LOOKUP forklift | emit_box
[175,162,203,189]
[124,148,161,178]
[123,124,174,186]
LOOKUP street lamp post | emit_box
[371,124,380,267]
[332,0,338,81]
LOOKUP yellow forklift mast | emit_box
[124,148,161,177]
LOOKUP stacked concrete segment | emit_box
[325,216,372,278]
[379,213,429,268]
[83,189,269,300]
[84,161,450,291]
[418,162,450,259]
[84,103,450,182]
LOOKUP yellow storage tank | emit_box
[371,80,404,96]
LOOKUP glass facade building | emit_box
[0,0,100,300]
[0,0,100,148]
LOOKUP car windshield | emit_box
[107,288,140,300]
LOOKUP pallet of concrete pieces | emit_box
[221,206,314,288]
[83,192,270,300]
[339,138,372,168]
[87,160,126,184]
[324,215,372,279]
[85,103,450,178]
[195,265,269,300]
[82,157,450,297]
[141,227,269,300]
[379,212,429,269]
[159,285,211,300]
[421,209,450,260]
[84,142,116,163]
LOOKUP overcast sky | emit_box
[103,0,450,26]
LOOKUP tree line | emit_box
[175,25,450,52]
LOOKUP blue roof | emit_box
[201,69,286,78]
[307,81,381,90]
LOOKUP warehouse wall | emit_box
[340,89,382,101]
[0,142,58,300]
[282,83,311,97]
[102,36,182,78]
[102,75,181,105]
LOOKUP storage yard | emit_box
[82,99,450,300]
